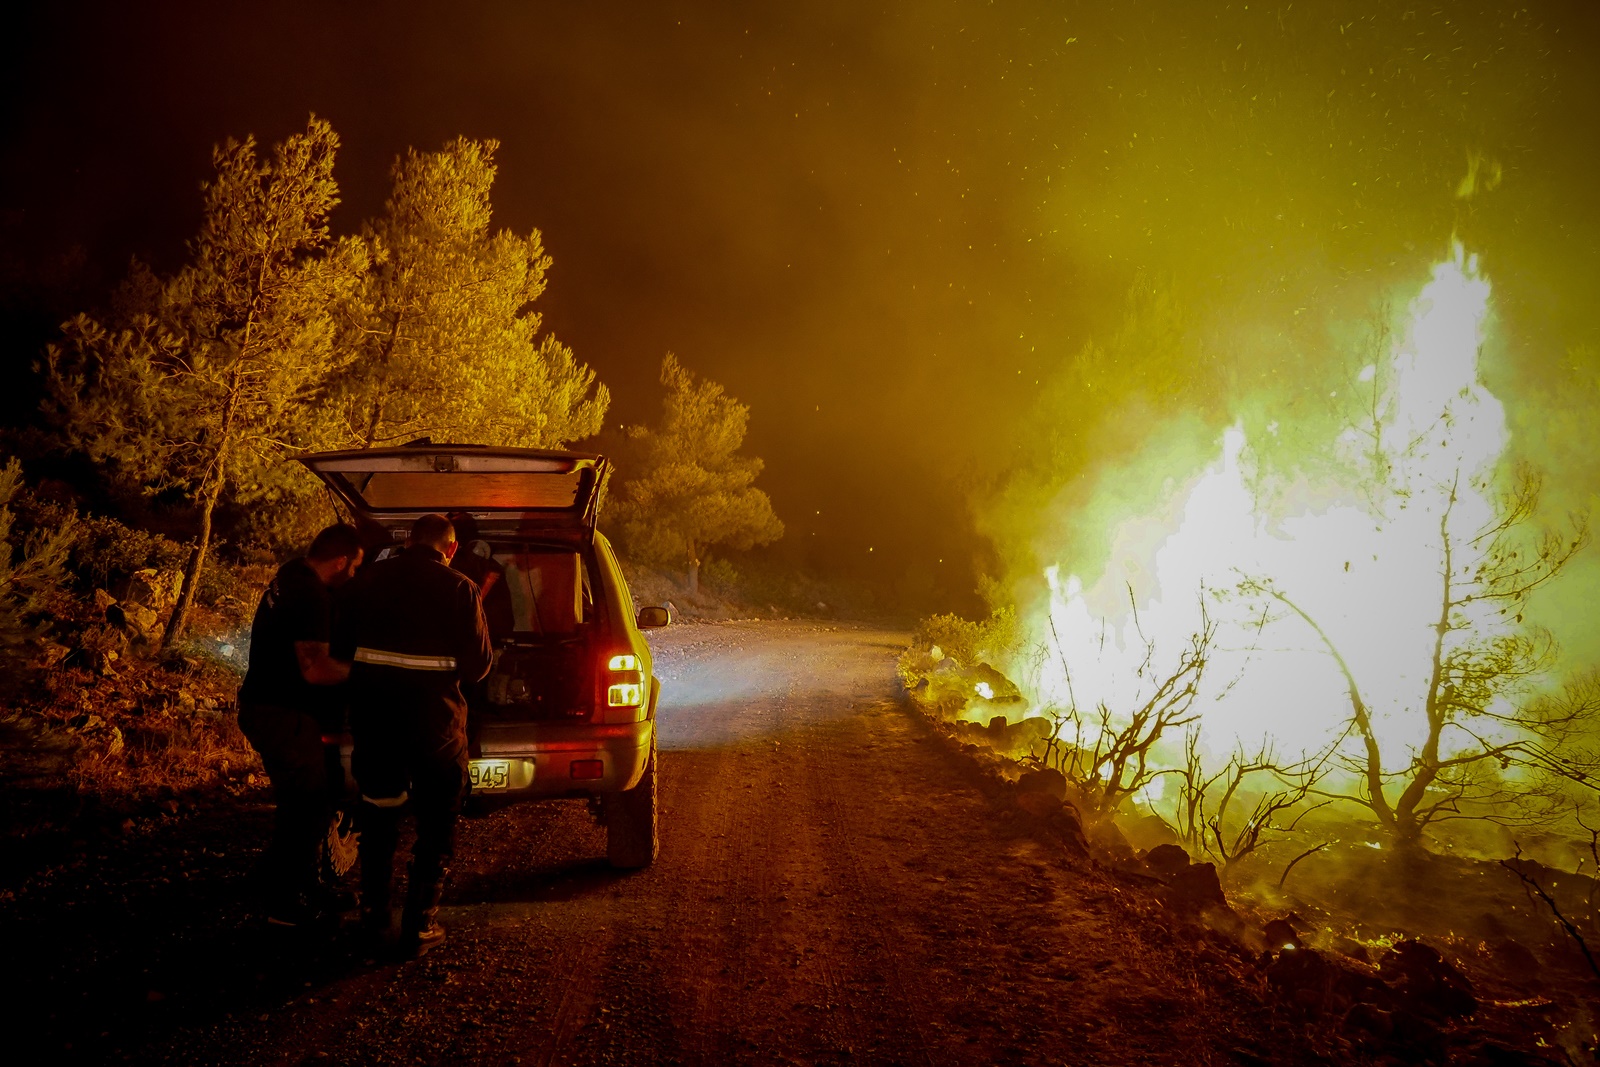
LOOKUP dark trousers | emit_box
[238,702,328,902]
[352,718,467,923]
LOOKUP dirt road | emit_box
[7,621,1307,1066]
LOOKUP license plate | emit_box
[469,759,511,791]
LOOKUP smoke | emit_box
[974,234,1600,793]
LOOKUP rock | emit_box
[1471,910,1510,939]
[971,662,1025,703]
[175,690,197,713]
[1086,817,1136,861]
[1012,716,1056,743]
[1016,791,1063,819]
[39,642,70,668]
[1459,1040,1570,1066]
[1387,1008,1447,1061]
[122,603,159,637]
[125,568,181,610]
[1266,946,1336,1010]
[1484,937,1540,981]
[1166,861,1228,913]
[1016,766,1068,799]
[1143,843,1192,879]
[1330,935,1372,963]
[160,650,202,674]
[93,588,117,612]
[1343,1001,1392,1039]
[1123,812,1181,851]
[1263,917,1303,951]
[1377,939,1476,1020]
[1048,805,1089,854]
[985,715,1010,739]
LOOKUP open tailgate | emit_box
[298,445,609,540]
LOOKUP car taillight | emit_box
[606,651,644,708]
[603,652,646,722]
[607,681,644,707]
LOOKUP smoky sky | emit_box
[3,1,1597,613]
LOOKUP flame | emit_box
[1018,244,1514,772]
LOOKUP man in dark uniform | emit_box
[446,511,514,642]
[336,513,492,957]
[237,523,364,926]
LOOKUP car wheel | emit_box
[605,737,658,869]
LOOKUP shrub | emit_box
[70,513,186,591]
[699,556,741,595]
[0,458,78,690]
[908,607,1019,668]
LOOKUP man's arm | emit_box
[458,584,494,685]
[295,641,351,686]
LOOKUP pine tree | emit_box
[612,355,784,593]
[44,116,365,647]
[342,137,608,448]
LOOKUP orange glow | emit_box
[1006,245,1517,776]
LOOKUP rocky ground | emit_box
[2,621,1595,1065]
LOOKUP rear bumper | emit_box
[469,720,654,796]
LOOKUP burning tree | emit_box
[987,243,1598,860]
[1035,599,1215,818]
[1170,729,1326,871]
[1248,475,1592,846]
[1238,251,1596,848]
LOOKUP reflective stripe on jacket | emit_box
[353,647,459,671]
[335,543,493,749]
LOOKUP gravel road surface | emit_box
[7,620,1305,1066]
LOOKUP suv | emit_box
[300,444,670,869]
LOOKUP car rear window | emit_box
[496,548,596,635]
[346,470,585,511]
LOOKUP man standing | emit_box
[237,523,364,926]
[446,511,514,642]
[337,513,492,957]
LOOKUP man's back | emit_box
[337,544,492,740]
[339,531,492,959]
[240,557,330,711]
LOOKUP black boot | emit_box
[399,861,448,959]
[359,871,393,949]
[357,804,399,949]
